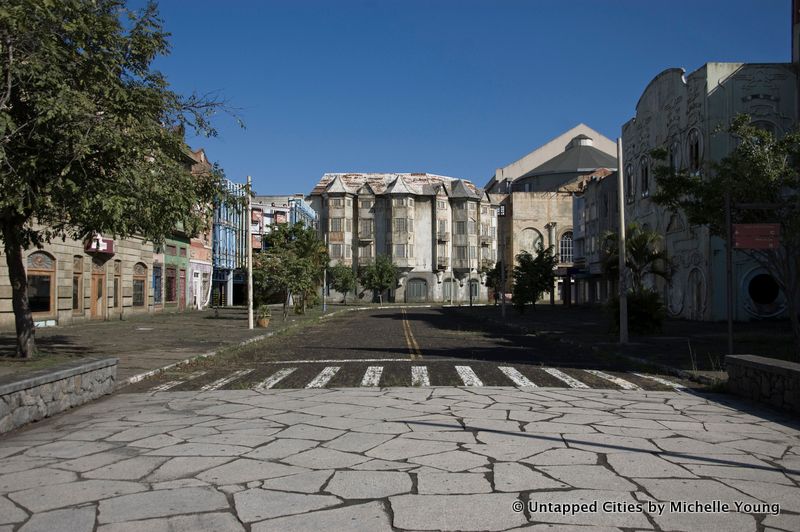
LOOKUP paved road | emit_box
[1,387,798,531]
[129,307,696,393]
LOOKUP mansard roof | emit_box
[310,173,483,198]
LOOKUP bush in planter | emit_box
[256,305,271,325]
[607,288,666,335]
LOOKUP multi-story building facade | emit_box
[622,62,797,321]
[485,125,617,303]
[187,149,214,310]
[0,230,156,330]
[212,179,247,306]
[308,173,498,303]
[571,169,619,305]
[251,194,318,251]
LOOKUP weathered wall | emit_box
[726,355,800,414]
[0,358,117,433]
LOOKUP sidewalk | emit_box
[0,306,325,385]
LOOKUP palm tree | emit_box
[601,223,672,293]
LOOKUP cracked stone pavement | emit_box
[0,387,799,531]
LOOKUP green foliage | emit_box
[0,0,240,248]
[652,114,800,357]
[254,223,328,318]
[607,289,666,335]
[601,223,672,293]
[511,245,557,313]
[256,305,271,319]
[482,261,502,291]
[0,0,242,357]
[328,263,356,304]
[358,255,397,303]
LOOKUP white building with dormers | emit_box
[308,173,498,303]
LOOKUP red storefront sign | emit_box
[733,224,780,250]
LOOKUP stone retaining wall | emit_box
[0,358,117,433]
[726,354,800,414]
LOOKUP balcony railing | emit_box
[479,235,491,246]
[436,256,448,269]
[437,231,450,242]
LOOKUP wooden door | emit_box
[90,273,105,319]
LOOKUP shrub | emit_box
[607,289,666,334]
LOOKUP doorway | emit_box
[90,273,105,319]
[178,269,186,310]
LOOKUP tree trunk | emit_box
[2,222,36,358]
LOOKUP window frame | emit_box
[27,251,56,317]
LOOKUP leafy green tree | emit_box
[0,0,239,358]
[601,223,671,293]
[652,115,800,357]
[256,223,327,318]
[328,263,356,304]
[359,255,397,303]
[511,245,557,313]
[601,223,671,334]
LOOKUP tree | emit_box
[652,115,800,357]
[511,245,557,313]
[359,255,397,303]
[328,263,356,304]
[600,223,671,293]
[601,224,671,334]
[0,0,240,358]
[256,223,327,318]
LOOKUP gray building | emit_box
[622,62,797,321]
[309,173,498,303]
[485,125,618,303]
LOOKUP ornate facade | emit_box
[622,62,797,320]
[309,173,498,303]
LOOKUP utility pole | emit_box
[725,192,733,357]
[323,233,328,314]
[616,139,628,344]
[500,260,506,319]
[246,175,254,330]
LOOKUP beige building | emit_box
[309,173,498,303]
[0,231,156,330]
[485,125,617,302]
[622,62,797,321]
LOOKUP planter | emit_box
[256,317,270,328]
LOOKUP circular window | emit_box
[748,274,779,305]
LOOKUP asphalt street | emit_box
[128,307,696,393]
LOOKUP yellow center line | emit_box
[401,309,423,360]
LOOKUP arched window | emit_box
[560,231,574,263]
[133,263,147,307]
[27,251,56,315]
[669,139,681,173]
[72,256,84,315]
[640,157,650,198]
[520,228,543,253]
[687,129,702,172]
[625,163,634,202]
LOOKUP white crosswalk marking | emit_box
[361,366,384,387]
[200,369,254,391]
[499,366,537,388]
[455,366,483,387]
[411,366,430,387]
[543,368,590,389]
[148,381,182,393]
[585,369,642,390]
[148,371,207,393]
[306,366,340,388]
[633,373,686,390]
[254,368,297,390]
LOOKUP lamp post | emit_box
[616,139,628,344]
[246,175,254,330]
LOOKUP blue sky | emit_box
[149,0,790,194]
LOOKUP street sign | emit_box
[733,223,780,249]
